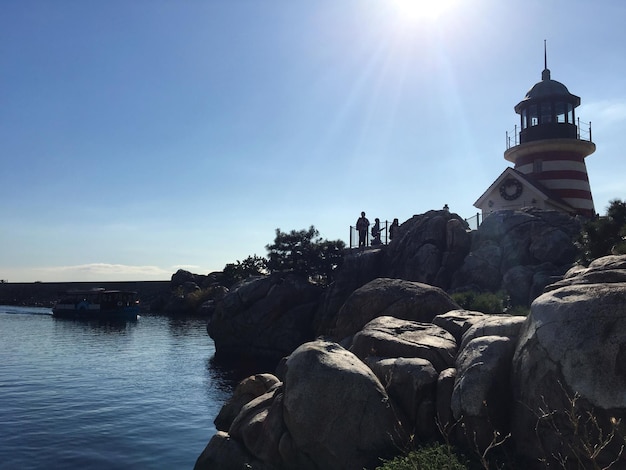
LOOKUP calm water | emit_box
[0,306,247,470]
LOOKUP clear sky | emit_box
[1,0,625,282]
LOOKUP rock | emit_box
[502,265,534,306]
[451,241,503,292]
[546,254,626,292]
[282,340,407,470]
[458,314,526,351]
[193,431,274,470]
[385,210,471,289]
[432,309,487,344]
[350,316,457,372]
[331,278,459,341]
[451,336,516,452]
[208,273,323,360]
[451,209,581,305]
[313,248,385,336]
[215,374,281,431]
[229,386,285,466]
[511,281,626,468]
[366,356,439,440]
[436,368,457,433]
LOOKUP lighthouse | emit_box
[474,48,596,218]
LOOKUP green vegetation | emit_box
[220,226,345,287]
[266,226,345,284]
[578,199,626,264]
[376,444,469,470]
[451,290,529,316]
[221,255,268,288]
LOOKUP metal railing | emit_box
[349,220,390,249]
[506,119,592,150]
[348,214,484,248]
[464,212,482,230]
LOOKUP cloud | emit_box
[4,264,173,283]
[582,99,626,127]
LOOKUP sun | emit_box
[389,0,458,21]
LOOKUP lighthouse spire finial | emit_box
[542,39,551,81]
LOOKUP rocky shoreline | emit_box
[194,209,626,469]
[196,255,626,469]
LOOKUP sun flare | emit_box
[389,0,458,21]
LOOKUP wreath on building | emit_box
[499,178,523,200]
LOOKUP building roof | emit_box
[514,68,581,113]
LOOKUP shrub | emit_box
[222,255,268,288]
[376,444,469,470]
[451,291,505,314]
[265,225,345,285]
[578,199,626,264]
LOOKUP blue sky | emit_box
[1,0,625,282]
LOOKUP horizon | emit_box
[2,0,625,283]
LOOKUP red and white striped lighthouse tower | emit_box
[503,47,596,217]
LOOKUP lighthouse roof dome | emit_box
[514,68,580,113]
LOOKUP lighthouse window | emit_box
[528,104,538,126]
[541,102,552,123]
[521,109,528,129]
[567,103,574,124]
[555,102,566,123]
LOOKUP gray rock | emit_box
[451,335,516,452]
[332,278,459,341]
[215,373,281,431]
[511,281,626,467]
[459,314,526,351]
[432,309,487,343]
[229,387,285,466]
[282,340,407,470]
[350,316,457,372]
[366,357,438,440]
[386,211,471,289]
[208,273,323,360]
[193,431,274,470]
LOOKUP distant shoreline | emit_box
[0,280,170,309]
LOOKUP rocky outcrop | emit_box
[511,256,626,468]
[207,273,323,361]
[452,208,581,305]
[313,248,385,336]
[197,256,626,469]
[331,278,460,341]
[195,340,408,470]
[385,210,471,289]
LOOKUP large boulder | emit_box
[331,278,459,341]
[366,356,439,441]
[511,278,626,468]
[313,248,385,336]
[208,273,323,360]
[451,208,581,305]
[385,210,471,289]
[282,340,407,470]
[451,335,516,452]
[350,316,457,372]
[215,374,281,431]
[194,431,274,470]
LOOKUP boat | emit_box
[52,288,140,321]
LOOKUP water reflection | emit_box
[205,354,279,396]
[52,317,137,334]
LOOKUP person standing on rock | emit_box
[356,211,370,248]
[389,218,399,241]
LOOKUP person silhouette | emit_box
[389,218,399,241]
[356,211,370,248]
[371,218,385,246]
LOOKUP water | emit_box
[0,306,246,470]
